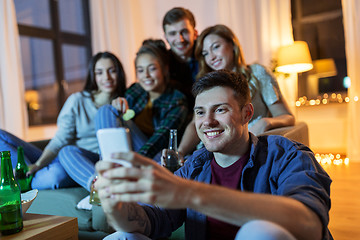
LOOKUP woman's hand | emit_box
[111,97,129,113]
[249,101,295,136]
[27,164,41,176]
[26,149,57,176]
[248,117,272,136]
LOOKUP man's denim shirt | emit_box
[142,134,332,240]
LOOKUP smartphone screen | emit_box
[96,128,132,167]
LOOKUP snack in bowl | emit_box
[21,189,38,214]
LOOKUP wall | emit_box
[26,124,57,142]
[296,103,347,154]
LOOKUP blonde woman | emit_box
[177,24,294,159]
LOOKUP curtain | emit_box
[90,0,293,88]
[342,0,360,161]
[0,0,27,138]
[214,0,296,114]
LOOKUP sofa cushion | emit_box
[28,187,185,239]
[259,121,309,146]
[92,205,114,233]
[27,187,93,230]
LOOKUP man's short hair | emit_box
[192,70,251,107]
[162,7,196,31]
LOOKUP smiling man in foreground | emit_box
[95,70,332,240]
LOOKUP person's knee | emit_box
[0,129,11,141]
[235,220,296,240]
[95,105,119,129]
[31,163,75,189]
[58,145,78,162]
[103,231,151,240]
[59,145,76,153]
[96,104,114,117]
[0,129,5,135]
[32,174,63,190]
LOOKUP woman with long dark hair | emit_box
[0,51,126,190]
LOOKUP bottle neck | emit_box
[16,149,27,168]
[1,156,15,184]
[168,130,178,151]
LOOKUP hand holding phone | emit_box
[96,128,132,167]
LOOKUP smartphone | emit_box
[96,128,132,167]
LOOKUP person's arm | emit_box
[96,151,323,240]
[248,64,295,135]
[185,181,321,240]
[29,93,83,174]
[105,202,151,234]
[28,149,57,175]
[111,97,129,113]
[95,160,152,234]
[248,102,295,135]
[177,118,200,157]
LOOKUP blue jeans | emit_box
[59,105,161,191]
[235,220,297,240]
[103,220,296,240]
[0,129,77,190]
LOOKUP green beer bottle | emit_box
[0,151,23,235]
[15,146,32,193]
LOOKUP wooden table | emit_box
[1,213,78,240]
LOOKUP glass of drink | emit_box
[89,176,101,206]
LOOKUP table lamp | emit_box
[276,41,313,73]
[311,58,337,78]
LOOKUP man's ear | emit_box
[164,33,169,44]
[242,103,254,124]
[194,29,198,40]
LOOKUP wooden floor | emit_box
[322,162,360,240]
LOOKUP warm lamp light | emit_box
[312,58,337,78]
[25,90,40,111]
[25,90,39,103]
[276,41,313,73]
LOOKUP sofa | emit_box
[28,187,185,240]
[27,121,309,240]
[258,121,309,146]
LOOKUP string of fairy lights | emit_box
[315,153,349,166]
[295,93,358,107]
[295,92,357,166]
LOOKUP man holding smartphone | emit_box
[95,70,332,240]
